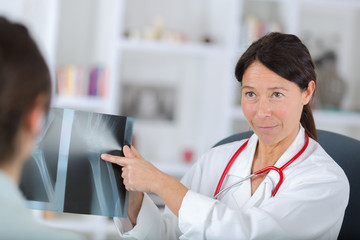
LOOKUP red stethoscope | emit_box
[214,133,309,199]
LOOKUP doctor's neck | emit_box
[253,128,300,169]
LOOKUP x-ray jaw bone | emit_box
[73,112,123,216]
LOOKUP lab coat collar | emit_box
[244,126,307,208]
[226,133,258,178]
[266,126,306,186]
[227,126,306,208]
[227,125,306,178]
[225,134,257,208]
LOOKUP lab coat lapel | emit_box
[227,134,258,177]
[226,135,258,209]
[266,126,306,191]
[231,179,252,209]
[243,127,306,209]
[242,177,274,209]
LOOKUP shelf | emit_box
[246,0,360,8]
[119,38,226,56]
[231,107,360,127]
[313,109,360,127]
[52,96,108,112]
[300,0,360,8]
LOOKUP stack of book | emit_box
[56,66,109,98]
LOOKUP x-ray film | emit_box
[19,108,134,218]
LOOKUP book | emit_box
[88,67,99,96]
[19,108,134,218]
[56,65,109,98]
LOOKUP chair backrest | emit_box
[213,129,360,239]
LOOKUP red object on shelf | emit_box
[183,149,194,163]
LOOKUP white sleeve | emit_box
[112,154,208,239]
[178,169,349,240]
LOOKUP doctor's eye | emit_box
[272,92,284,98]
[244,92,256,98]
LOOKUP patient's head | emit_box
[0,17,51,167]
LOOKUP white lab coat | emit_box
[114,126,349,239]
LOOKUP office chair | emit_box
[213,129,360,239]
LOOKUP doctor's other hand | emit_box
[101,145,164,193]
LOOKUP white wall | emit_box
[55,0,98,65]
[0,0,59,72]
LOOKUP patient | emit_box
[0,17,85,239]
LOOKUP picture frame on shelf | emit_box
[121,83,176,122]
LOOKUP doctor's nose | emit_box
[256,98,272,118]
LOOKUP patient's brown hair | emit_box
[0,17,51,162]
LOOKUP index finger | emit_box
[101,153,129,166]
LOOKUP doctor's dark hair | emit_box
[0,17,51,163]
[235,32,317,141]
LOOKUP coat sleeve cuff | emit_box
[178,190,216,237]
[113,193,163,239]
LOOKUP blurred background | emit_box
[1,0,360,239]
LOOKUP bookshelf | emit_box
[4,0,360,142]
[53,0,122,115]
[116,0,242,165]
[120,38,227,56]
[4,0,358,179]
[52,96,108,112]
[2,0,360,239]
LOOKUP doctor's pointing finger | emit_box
[102,146,163,193]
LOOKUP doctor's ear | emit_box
[24,94,47,136]
[302,80,315,105]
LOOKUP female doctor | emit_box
[102,32,349,239]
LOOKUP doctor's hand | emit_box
[101,145,189,218]
[101,145,164,225]
[101,145,164,193]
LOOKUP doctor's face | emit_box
[241,61,313,146]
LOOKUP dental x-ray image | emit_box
[19,108,134,218]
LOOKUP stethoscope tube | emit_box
[214,133,309,199]
[214,173,258,199]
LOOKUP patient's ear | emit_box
[24,94,46,136]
